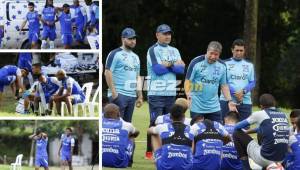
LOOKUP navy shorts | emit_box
[148,96,175,125]
[109,93,136,122]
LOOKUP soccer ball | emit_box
[266,163,284,170]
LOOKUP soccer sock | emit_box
[241,159,251,170]
[41,40,47,49]
[49,41,55,49]
[146,133,152,152]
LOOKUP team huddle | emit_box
[0,55,86,115]
[29,128,75,170]
[19,0,99,49]
[102,24,300,170]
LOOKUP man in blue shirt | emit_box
[29,130,49,170]
[20,2,40,49]
[185,41,237,122]
[285,116,300,170]
[51,70,85,115]
[148,104,194,170]
[41,0,57,49]
[85,0,99,34]
[71,0,87,46]
[221,111,243,170]
[191,114,231,170]
[0,65,29,106]
[105,28,143,122]
[102,103,140,168]
[57,4,75,49]
[58,127,75,170]
[220,39,256,123]
[146,24,185,159]
[35,74,60,115]
[233,94,289,169]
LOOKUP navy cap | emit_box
[156,24,172,33]
[121,28,137,38]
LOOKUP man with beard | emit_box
[105,27,143,123]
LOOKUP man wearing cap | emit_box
[105,27,143,123]
[185,41,237,122]
[145,24,185,159]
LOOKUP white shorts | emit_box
[247,140,274,167]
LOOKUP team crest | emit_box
[242,65,249,72]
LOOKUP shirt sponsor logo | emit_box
[167,152,187,158]
[201,76,218,84]
[103,147,119,154]
[272,123,289,132]
[230,74,247,80]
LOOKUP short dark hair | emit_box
[63,4,70,8]
[66,127,72,132]
[232,39,245,49]
[170,104,184,121]
[290,109,300,118]
[28,2,35,7]
[259,93,276,108]
[225,111,240,122]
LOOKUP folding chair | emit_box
[61,82,94,116]
[86,85,100,117]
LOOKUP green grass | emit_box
[0,88,99,117]
[103,102,292,170]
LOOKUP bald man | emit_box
[102,104,140,168]
[50,70,85,115]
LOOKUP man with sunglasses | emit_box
[220,39,256,122]
[105,27,143,123]
[145,24,185,159]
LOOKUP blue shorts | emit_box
[148,96,175,124]
[74,26,85,42]
[61,34,73,46]
[0,76,16,92]
[109,93,136,122]
[60,153,71,161]
[42,26,56,41]
[35,156,48,167]
[29,32,39,43]
[71,94,85,104]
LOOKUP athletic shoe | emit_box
[145,151,153,160]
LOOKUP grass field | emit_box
[0,87,99,117]
[102,102,292,170]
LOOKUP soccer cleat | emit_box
[145,151,153,160]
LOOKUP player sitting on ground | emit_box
[155,98,191,126]
[148,104,194,170]
[233,94,289,169]
[29,130,49,170]
[58,127,75,170]
[102,103,140,168]
[190,115,231,170]
[220,111,243,170]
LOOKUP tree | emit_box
[243,0,259,103]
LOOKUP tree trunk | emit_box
[244,0,259,104]
[29,120,38,167]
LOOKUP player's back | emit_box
[221,124,243,170]
[156,122,193,170]
[155,113,191,126]
[0,65,18,76]
[191,120,228,170]
[102,118,132,168]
